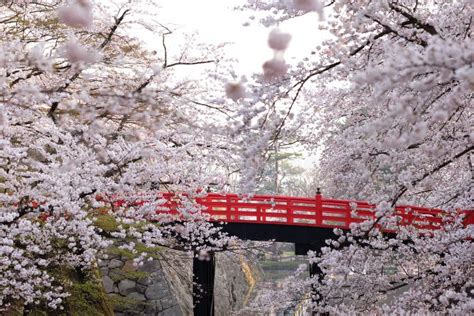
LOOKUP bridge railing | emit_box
[157,192,473,231]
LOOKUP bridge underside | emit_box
[219,222,339,255]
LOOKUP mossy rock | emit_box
[107,246,136,259]
[109,268,150,283]
[108,294,153,313]
[106,242,161,261]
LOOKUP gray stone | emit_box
[145,282,168,300]
[136,282,147,294]
[109,258,124,268]
[160,296,175,310]
[127,292,146,301]
[144,301,158,315]
[102,275,114,294]
[97,259,108,267]
[109,268,127,281]
[160,306,182,316]
[155,300,163,311]
[139,260,160,273]
[99,267,109,276]
[106,252,119,260]
[123,310,142,316]
[136,276,152,286]
[118,279,136,296]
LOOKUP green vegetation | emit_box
[66,280,113,316]
[108,294,151,312]
[109,269,150,283]
[95,214,119,233]
[4,266,114,316]
[107,245,136,259]
[106,242,161,261]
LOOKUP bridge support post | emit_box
[193,251,215,316]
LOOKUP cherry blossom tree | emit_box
[1,0,472,313]
[0,0,248,311]
[235,0,473,313]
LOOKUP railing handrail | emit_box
[152,192,474,231]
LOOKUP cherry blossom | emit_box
[58,0,93,29]
[267,28,292,51]
[225,81,247,101]
[262,58,289,79]
[237,0,474,313]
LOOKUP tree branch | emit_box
[48,9,131,121]
[389,2,438,36]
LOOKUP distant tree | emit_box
[256,148,321,197]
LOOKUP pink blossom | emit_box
[62,39,99,64]
[292,0,324,19]
[262,58,288,79]
[268,28,292,51]
[58,1,93,29]
[225,82,246,101]
[292,0,323,12]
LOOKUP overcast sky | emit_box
[134,0,328,169]
[139,0,330,76]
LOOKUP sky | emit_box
[141,0,330,76]
[135,0,329,169]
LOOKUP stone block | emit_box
[136,276,152,286]
[118,279,136,296]
[160,296,175,310]
[127,292,146,301]
[123,260,138,272]
[109,268,127,282]
[160,306,182,316]
[109,258,124,268]
[99,267,109,276]
[145,282,168,300]
[139,260,160,273]
[136,282,147,294]
[144,301,159,315]
[102,275,114,294]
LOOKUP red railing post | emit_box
[226,195,232,221]
[315,188,322,226]
[344,202,351,229]
[287,198,293,224]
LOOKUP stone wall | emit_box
[99,252,183,315]
[99,249,261,316]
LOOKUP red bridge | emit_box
[150,191,473,315]
[158,191,474,232]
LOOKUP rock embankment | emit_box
[99,249,261,315]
